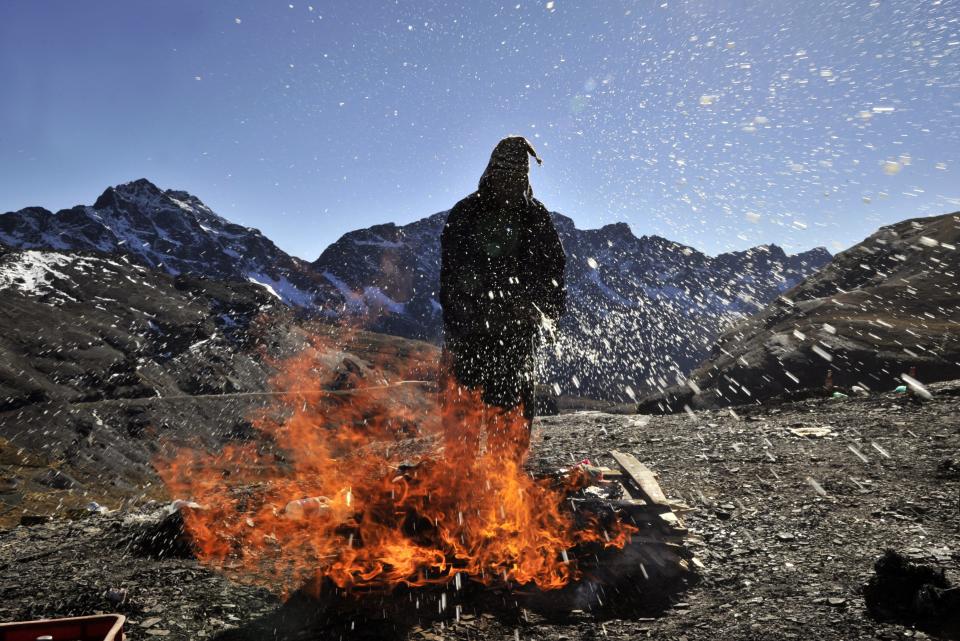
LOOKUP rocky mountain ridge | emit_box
[639,211,960,411]
[1,179,831,399]
[0,179,333,308]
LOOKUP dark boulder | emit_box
[33,468,81,490]
[864,550,960,637]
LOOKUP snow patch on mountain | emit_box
[322,271,366,312]
[363,286,406,314]
[586,269,634,307]
[0,251,80,297]
[352,237,405,249]
[0,251,139,305]
[247,276,282,301]
[246,271,315,307]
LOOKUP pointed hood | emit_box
[477,136,542,206]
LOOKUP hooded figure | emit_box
[439,136,566,448]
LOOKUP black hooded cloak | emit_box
[439,136,566,423]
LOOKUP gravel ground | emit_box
[1,381,958,641]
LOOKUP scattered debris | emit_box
[33,468,81,490]
[902,374,934,401]
[935,458,960,479]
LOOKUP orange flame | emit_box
[158,333,632,594]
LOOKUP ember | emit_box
[158,335,635,595]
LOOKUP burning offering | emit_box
[158,335,647,597]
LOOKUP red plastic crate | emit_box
[0,614,125,641]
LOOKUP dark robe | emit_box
[439,138,566,427]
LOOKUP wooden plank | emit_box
[609,450,670,507]
[657,511,688,535]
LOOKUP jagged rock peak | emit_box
[797,246,832,261]
[93,178,164,209]
[581,221,632,235]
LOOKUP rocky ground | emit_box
[1,380,958,640]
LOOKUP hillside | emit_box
[640,212,960,411]
[0,246,438,526]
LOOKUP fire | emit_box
[158,332,633,595]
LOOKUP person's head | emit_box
[478,136,542,206]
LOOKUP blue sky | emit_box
[1,0,957,260]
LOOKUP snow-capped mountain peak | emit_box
[1,179,330,307]
[1,179,831,399]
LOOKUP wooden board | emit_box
[609,450,670,507]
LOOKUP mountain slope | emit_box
[0,179,334,307]
[0,247,279,412]
[0,245,440,523]
[313,211,830,399]
[641,212,960,411]
[3,179,830,400]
